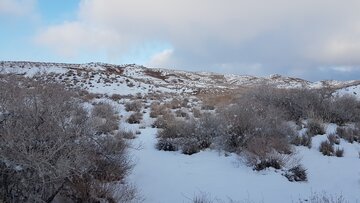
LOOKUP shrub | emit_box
[201,104,215,110]
[328,133,340,145]
[156,138,178,151]
[0,76,134,202]
[152,112,175,128]
[284,165,308,182]
[117,130,136,139]
[182,142,200,155]
[319,140,334,156]
[336,127,359,143]
[328,95,360,125]
[192,108,202,118]
[156,113,222,154]
[243,136,291,170]
[299,192,347,203]
[291,134,312,148]
[127,112,143,124]
[175,109,188,117]
[110,93,122,101]
[167,98,182,109]
[91,103,119,134]
[125,100,142,112]
[306,119,326,136]
[335,147,344,157]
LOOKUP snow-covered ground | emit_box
[127,118,360,203]
[336,85,360,97]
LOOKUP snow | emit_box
[129,123,360,203]
[336,84,360,98]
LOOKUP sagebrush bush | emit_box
[328,133,340,145]
[336,126,360,143]
[291,134,312,148]
[319,140,334,156]
[152,112,175,128]
[156,113,224,154]
[335,147,344,157]
[91,102,119,134]
[150,102,166,118]
[192,108,202,118]
[0,76,134,202]
[328,95,360,125]
[156,138,178,151]
[110,93,122,101]
[306,119,326,136]
[175,109,188,118]
[127,112,143,124]
[125,100,142,112]
[299,192,347,203]
[117,130,136,139]
[284,165,308,182]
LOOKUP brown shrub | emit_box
[306,119,326,136]
[110,94,122,101]
[127,112,143,124]
[125,100,142,112]
[336,126,360,143]
[91,103,120,134]
[335,147,344,157]
[328,133,340,145]
[319,140,334,156]
[0,76,134,202]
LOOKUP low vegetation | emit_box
[155,85,360,181]
[0,75,136,202]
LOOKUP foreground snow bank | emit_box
[129,127,360,203]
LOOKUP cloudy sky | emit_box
[1,0,360,81]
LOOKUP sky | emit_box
[1,0,360,81]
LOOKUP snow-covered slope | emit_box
[1,61,360,97]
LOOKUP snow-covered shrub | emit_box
[156,113,223,154]
[336,126,359,143]
[175,109,188,118]
[167,98,182,109]
[327,133,340,145]
[284,165,307,182]
[152,112,176,128]
[117,130,136,139]
[201,104,215,110]
[0,76,135,202]
[192,193,214,203]
[182,140,201,155]
[335,147,344,157]
[127,112,143,124]
[306,119,326,136]
[125,100,142,112]
[299,192,347,203]
[150,102,162,118]
[91,102,120,134]
[156,138,178,151]
[192,107,202,118]
[291,134,312,148]
[328,95,360,125]
[319,140,334,156]
[242,136,290,170]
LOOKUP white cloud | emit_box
[34,0,360,80]
[146,49,174,68]
[0,0,36,17]
[35,21,129,58]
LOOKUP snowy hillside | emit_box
[1,61,360,97]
